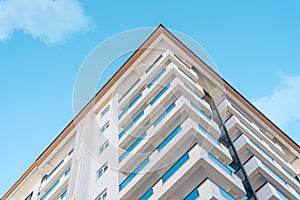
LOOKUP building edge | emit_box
[2,24,299,200]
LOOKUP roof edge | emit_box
[159,26,300,152]
[1,24,165,200]
[2,24,299,199]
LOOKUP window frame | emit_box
[97,163,108,180]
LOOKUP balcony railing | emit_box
[208,153,235,175]
[157,125,182,152]
[198,124,220,144]
[40,149,73,192]
[119,132,147,162]
[119,158,150,191]
[119,52,205,122]
[147,68,167,88]
[184,188,200,200]
[153,103,175,126]
[119,111,144,139]
[136,145,245,200]
[40,167,71,200]
[244,156,299,199]
[225,114,297,177]
[162,153,189,183]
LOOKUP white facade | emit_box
[3,26,300,200]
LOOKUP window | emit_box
[99,140,109,154]
[64,167,71,176]
[149,84,170,105]
[61,190,67,199]
[198,124,219,144]
[119,93,142,119]
[101,105,110,118]
[219,187,235,200]
[146,54,162,73]
[157,125,182,151]
[119,79,141,103]
[184,189,200,200]
[100,121,110,134]
[162,153,189,183]
[41,180,60,200]
[119,158,150,191]
[153,103,175,126]
[140,188,153,200]
[208,153,234,174]
[119,111,144,139]
[97,163,108,179]
[96,189,107,200]
[147,68,167,88]
[119,132,147,162]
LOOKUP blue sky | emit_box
[1,0,300,197]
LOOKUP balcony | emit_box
[58,190,67,200]
[39,150,73,193]
[119,96,226,173]
[118,49,200,112]
[234,134,300,191]
[118,83,213,149]
[244,156,299,200]
[119,115,236,200]
[225,114,297,177]
[38,167,71,200]
[119,60,207,128]
[134,144,245,200]
[184,178,242,200]
[256,182,290,200]
[118,122,198,199]
[119,54,206,125]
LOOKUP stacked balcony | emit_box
[219,99,300,199]
[135,144,245,200]
[117,51,246,200]
[37,150,73,200]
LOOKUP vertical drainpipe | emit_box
[192,66,258,200]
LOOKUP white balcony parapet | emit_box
[234,134,300,190]
[256,182,289,200]
[118,50,205,119]
[119,95,224,171]
[118,59,208,127]
[40,150,73,192]
[244,156,299,200]
[225,114,297,177]
[38,168,71,200]
[146,144,245,200]
[119,116,231,174]
[118,85,215,149]
[218,99,293,170]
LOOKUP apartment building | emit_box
[2,25,299,200]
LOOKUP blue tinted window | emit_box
[119,111,144,139]
[184,188,200,200]
[119,158,150,191]
[119,93,142,119]
[198,124,219,144]
[208,153,233,174]
[162,153,189,183]
[157,125,182,151]
[139,188,153,200]
[150,84,170,105]
[154,103,175,126]
[219,187,235,200]
[119,132,147,162]
[148,68,166,88]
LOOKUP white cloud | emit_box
[253,75,300,129]
[0,0,92,45]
